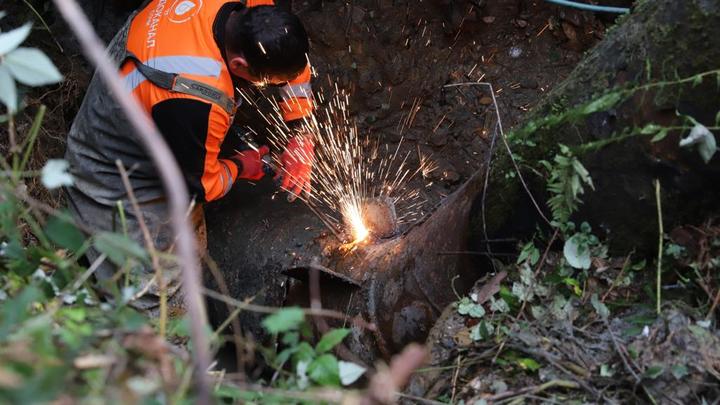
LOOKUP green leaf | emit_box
[517,358,541,372]
[457,297,486,318]
[338,361,366,386]
[581,92,624,115]
[0,23,32,55]
[549,294,573,320]
[640,123,661,135]
[275,346,297,367]
[517,241,539,265]
[292,342,315,366]
[93,231,148,267]
[600,364,615,377]
[471,321,494,341]
[281,331,299,346]
[316,328,350,354]
[0,65,17,113]
[692,74,703,87]
[499,285,518,308]
[490,297,510,313]
[651,128,669,143]
[563,235,591,270]
[262,307,304,334]
[563,277,582,296]
[511,282,533,302]
[0,286,42,339]
[590,293,610,319]
[4,47,63,86]
[670,364,688,379]
[308,354,340,386]
[645,365,665,379]
[45,215,85,252]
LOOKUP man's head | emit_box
[225,6,309,84]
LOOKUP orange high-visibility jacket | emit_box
[121,0,313,201]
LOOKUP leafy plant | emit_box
[261,308,366,392]
[541,145,595,225]
[517,240,540,266]
[563,222,602,270]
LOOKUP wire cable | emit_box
[545,0,630,14]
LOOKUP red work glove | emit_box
[233,145,270,181]
[277,135,315,199]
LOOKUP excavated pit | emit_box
[205,0,602,363]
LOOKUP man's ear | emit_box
[227,55,249,77]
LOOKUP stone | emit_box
[482,16,496,24]
[479,96,493,105]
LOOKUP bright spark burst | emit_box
[236,79,434,243]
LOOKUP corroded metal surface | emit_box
[206,169,486,362]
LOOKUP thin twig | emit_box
[116,160,167,337]
[484,379,580,402]
[395,393,447,405]
[707,279,720,319]
[202,287,377,331]
[654,179,663,315]
[604,318,641,383]
[602,252,633,303]
[51,1,211,401]
[21,0,65,52]
[67,253,107,293]
[450,355,462,403]
[444,82,552,226]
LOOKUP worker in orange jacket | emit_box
[65,0,315,314]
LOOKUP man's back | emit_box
[65,0,236,206]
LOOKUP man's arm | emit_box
[278,64,315,123]
[151,98,238,202]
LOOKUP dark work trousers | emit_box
[66,186,207,316]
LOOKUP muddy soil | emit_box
[295,0,604,213]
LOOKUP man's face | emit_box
[251,69,301,87]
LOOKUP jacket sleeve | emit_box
[246,0,275,6]
[151,98,237,202]
[278,63,315,122]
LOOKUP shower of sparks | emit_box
[236,80,434,243]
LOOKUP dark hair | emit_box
[228,6,309,81]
